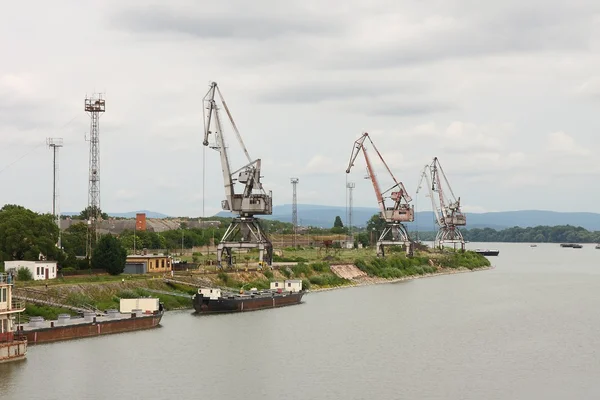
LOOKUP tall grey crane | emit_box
[203,82,273,268]
[416,157,466,250]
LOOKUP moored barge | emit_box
[474,249,500,256]
[193,279,305,314]
[17,298,164,345]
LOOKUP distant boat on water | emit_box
[530,244,537,247]
[560,243,582,248]
[596,244,600,249]
[474,249,499,256]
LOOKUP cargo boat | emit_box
[193,280,305,314]
[561,243,582,248]
[0,273,27,363]
[474,249,499,256]
[17,298,164,345]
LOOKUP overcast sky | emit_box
[2,0,600,218]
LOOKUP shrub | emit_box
[17,267,33,281]
[292,263,311,277]
[218,271,229,284]
[263,269,274,279]
[309,262,329,273]
[301,279,311,290]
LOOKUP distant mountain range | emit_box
[63,205,600,231]
[63,210,170,219]
[218,204,600,231]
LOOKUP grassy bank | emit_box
[19,249,491,320]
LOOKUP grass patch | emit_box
[24,304,77,320]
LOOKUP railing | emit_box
[11,301,25,311]
[0,273,12,284]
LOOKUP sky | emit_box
[2,0,600,218]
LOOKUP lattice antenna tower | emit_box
[47,138,64,249]
[346,182,355,238]
[85,94,105,259]
[291,178,299,247]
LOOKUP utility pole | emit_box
[291,178,299,248]
[181,223,185,256]
[346,182,355,244]
[47,138,63,249]
[85,94,105,261]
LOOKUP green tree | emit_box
[92,234,127,275]
[333,216,344,228]
[61,222,88,256]
[366,213,386,235]
[0,204,60,261]
[78,206,108,220]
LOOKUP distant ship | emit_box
[561,243,582,248]
[530,244,537,247]
[193,280,305,314]
[474,249,499,256]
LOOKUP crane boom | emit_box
[203,82,234,209]
[346,133,386,216]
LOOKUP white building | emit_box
[270,281,285,290]
[284,279,303,292]
[271,280,303,292]
[4,261,58,281]
[198,288,221,300]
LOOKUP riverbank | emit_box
[309,265,494,293]
[16,250,491,318]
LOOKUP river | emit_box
[2,242,600,399]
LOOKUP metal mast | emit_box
[203,82,273,268]
[346,182,355,240]
[291,178,299,248]
[416,157,466,250]
[346,132,414,256]
[47,138,63,249]
[85,94,105,259]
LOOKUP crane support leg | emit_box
[434,227,465,252]
[216,217,273,269]
[376,223,413,257]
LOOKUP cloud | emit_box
[258,80,419,104]
[546,131,589,156]
[115,189,138,200]
[110,3,340,40]
[305,155,338,174]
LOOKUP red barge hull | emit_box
[17,312,163,345]
[193,291,305,314]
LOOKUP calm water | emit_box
[3,242,600,399]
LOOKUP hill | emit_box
[217,205,600,231]
[63,210,170,219]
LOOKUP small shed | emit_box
[284,279,303,292]
[198,288,221,300]
[5,261,57,280]
[270,281,285,290]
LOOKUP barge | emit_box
[0,273,27,363]
[17,298,164,345]
[193,280,305,314]
[474,249,500,256]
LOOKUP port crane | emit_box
[416,157,466,250]
[346,132,414,256]
[203,82,273,268]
